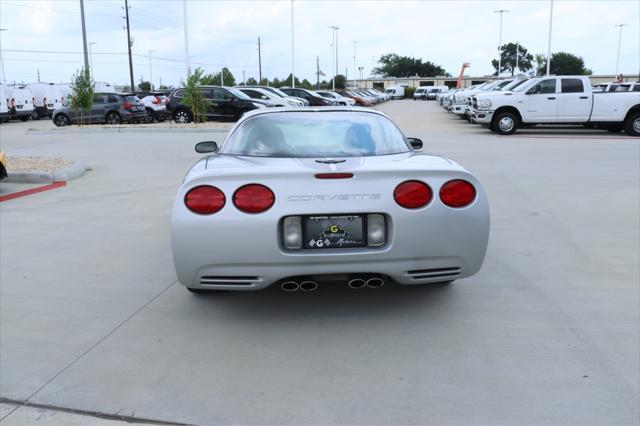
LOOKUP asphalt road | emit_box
[1,101,638,425]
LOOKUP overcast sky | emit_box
[1,0,638,87]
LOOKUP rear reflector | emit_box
[439,180,476,208]
[394,180,432,209]
[233,184,275,213]
[315,173,353,179]
[184,185,225,214]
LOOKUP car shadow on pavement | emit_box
[182,281,456,322]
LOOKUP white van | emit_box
[7,85,36,121]
[0,83,9,123]
[384,85,405,99]
[426,86,449,100]
[29,82,71,118]
[413,87,429,100]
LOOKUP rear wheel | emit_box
[492,111,518,135]
[105,112,121,125]
[18,115,29,122]
[173,109,192,124]
[624,113,640,137]
[54,114,70,127]
[145,108,155,123]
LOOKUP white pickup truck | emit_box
[472,76,640,136]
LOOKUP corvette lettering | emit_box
[288,194,381,201]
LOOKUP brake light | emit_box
[233,184,275,213]
[394,180,432,209]
[439,180,476,208]
[152,96,160,104]
[122,102,133,110]
[184,185,225,215]
[315,173,353,179]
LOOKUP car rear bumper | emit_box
[171,180,490,290]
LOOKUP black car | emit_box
[279,88,337,107]
[167,86,270,123]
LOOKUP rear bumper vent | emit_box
[200,276,260,286]
[405,267,461,280]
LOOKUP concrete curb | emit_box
[27,127,231,135]
[5,161,87,184]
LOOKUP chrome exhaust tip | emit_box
[300,281,318,292]
[281,281,300,292]
[366,278,385,288]
[348,278,366,289]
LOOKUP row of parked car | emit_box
[164,85,391,124]
[438,76,640,136]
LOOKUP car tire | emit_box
[173,109,192,124]
[53,114,70,127]
[105,112,121,125]
[145,108,155,123]
[18,115,29,122]
[624,113,640,137]
[32,110,40,120]
[157,114,166,122]
[492,111,519,135]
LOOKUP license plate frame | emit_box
[302,214,367,249]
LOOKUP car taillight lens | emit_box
[394,180,432,209]
[440,180,476,208]
[184,185,225,215]
[122,102,133,110]
[152,97,160,104]
[233,184,275,213]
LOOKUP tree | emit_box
[69,68,94,125]
[282,73,301,87]
[538,52,592,76]
[491,42,534,76]
[259,78,269,86]
[246,77,258,85]
[373,53,448,77]
[271,77,281,87]
[138,81,151,91]
[201,67,236,86]
[300,79,313,89]
[181,67,209,123]
[328,74,347,89]
[534,54,547,75]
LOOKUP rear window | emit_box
[124,95,141,102]
[561,79,584,93]
[173,89,185,98]
[221,112,410,158]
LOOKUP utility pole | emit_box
[329,26,339,90]
[124,0,135,91]
[89,42,96,78]
[316,56,320,89]
[290,0,295,88]
[183,0,190,75]
[258,37,262,83]
[221,67,224,86]
[515,41,519,75]
[37,69,40,83]
[614,24,628,76]
[546,0,554,76]
[494,9,509,77]
[79,0,90,73]
[0,29,7,85]
[148,50,155,90]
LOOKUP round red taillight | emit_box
[394,180,432,209]
[233,184,275,213]
[439,180,476,208]
[184,185,225,215]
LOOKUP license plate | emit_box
[304,214,366,249]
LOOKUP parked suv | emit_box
[279,88,337,106]
[167,86,270,123]
[51,93,147,126]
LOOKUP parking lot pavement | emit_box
[1,101,638,425]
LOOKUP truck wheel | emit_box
[493,112,518,135]
[624,113,640,137]
[19,115,30,122]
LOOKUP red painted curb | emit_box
[0,181,67,202]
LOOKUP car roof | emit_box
[239,106,389,121]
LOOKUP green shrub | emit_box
[181,67,209,123]
[404,86,416,98]
[69,68,94,125]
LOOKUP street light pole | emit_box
[614,24,628,76]
[148,50,155,90]
[329,26,339,90]
[290,0,295,88]
[515,41,519,75]
[546,0,554,76]
[183,0,190,76]
[494,9,509,77]
[352,40,357,89]
[89,42,97,78]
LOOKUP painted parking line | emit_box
[502,135,636,140]
[0,181,67,202]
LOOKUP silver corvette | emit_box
[171,108,489,293]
